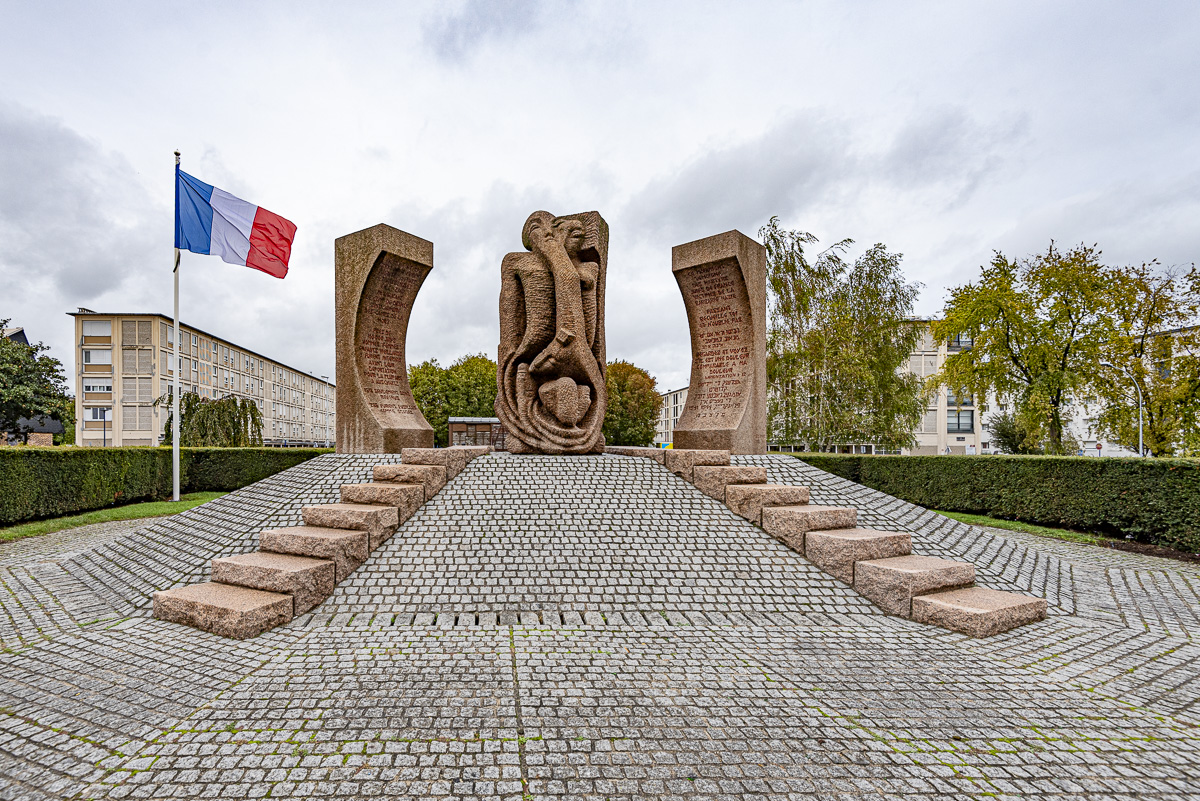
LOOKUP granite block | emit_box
[153,581,292,639]
[803,528,912,584]
[373,463,447,499]
[663,448,730,482]
[211,552,336,616]
[912,587,1048,637]
[854,555,976,617]
[691,465,767,500]
[259,526,369,582]
[725,484,810,524]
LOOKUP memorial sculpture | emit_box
[671,230,768,454]
[334,224,435,453]
[496,210,609,454]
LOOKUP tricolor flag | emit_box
[175,168,297,279]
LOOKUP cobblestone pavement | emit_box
[0,453,1197,799]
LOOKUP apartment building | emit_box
[653,386,688,447]
[902,324,985,455]
[655,321,986,454]
[69,309,335,447]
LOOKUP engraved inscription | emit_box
[356,259,425,423]
[677,259,751,429]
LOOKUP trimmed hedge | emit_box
[792,453,1200,553]
[0,447,331,525]
[182,448,330,492]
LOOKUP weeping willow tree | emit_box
[156,392,263,446]
[760,217,927,451]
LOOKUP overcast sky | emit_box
[2,0,1197,392]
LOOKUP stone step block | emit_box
[211,552,336,616]
[340,482,423,521]
[912,587,1048,637]
[803,528,912,584]
[301,503,399,551]
[373,463,447,499]
[762,505,860,552]
[153,581,292,639]
[691,465,767,501]
[401,447,469,479]
[854,555,976,617]
[605,446,666,464]
[725,484,811,525]
[663,448,730,482]
[259,526,368,582]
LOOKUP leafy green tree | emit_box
[934,243,1111,454]
[760,218,926,451]
[984,409,1042,454]
[408,359,449,445]
[409,353,498,446]
[0,319,73,444]
[602,360,662,446]
[1090,263,1200,456]
[157,392,263,446]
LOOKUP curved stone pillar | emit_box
[335,224,435,453]
[671,230,767,454]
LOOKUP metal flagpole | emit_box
[172,150,181,502]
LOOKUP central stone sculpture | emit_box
[496,210,608,454]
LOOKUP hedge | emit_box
[792,453,1200,553]
[0,447,332,525]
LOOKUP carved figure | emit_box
[496,210,608,454]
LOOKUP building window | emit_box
[82,320,112,336]
[89,407,111,421]
[946,390,974,407]
[84,382,112,393]
[83,349,111,365]
[947,410,974,433]
[948,334,973,350]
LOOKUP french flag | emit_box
[175,168,297,278]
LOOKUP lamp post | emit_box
[1099,361,1144,457]
[321,376,330,447]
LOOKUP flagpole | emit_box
[172,150,181,502]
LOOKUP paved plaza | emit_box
[1,453,1199,799]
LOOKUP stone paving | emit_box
[0,452,1198,799]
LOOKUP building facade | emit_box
[903,325,986,455]
[448,417,507,449]
[653,386,688,447]
[69,310,335,448]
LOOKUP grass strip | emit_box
[932,509,1101,545]
[0,492,226,543]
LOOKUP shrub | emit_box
[0,447,331,525]
[181,448,329,492]
[792,454,1200,553]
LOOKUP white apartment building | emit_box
[69,310,335,448]
[653,386,688,447]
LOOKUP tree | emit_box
[984,409,1042,454]
[1090,263,1200,456]
[409,353,498,446]
[934,243,1111,454]
[157,392,263,446]
[602,360,663,446]
[0,319,73,444]
[760,217,926,451]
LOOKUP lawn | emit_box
[0,492,227,544]
[933,510,1101,545]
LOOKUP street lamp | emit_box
[1099,361,1144,457]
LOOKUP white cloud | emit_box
[0,0,1198,395]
